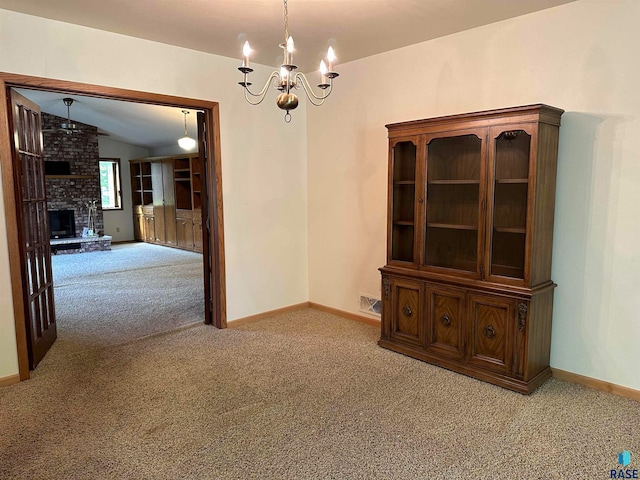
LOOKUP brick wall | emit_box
[43,112,104,235]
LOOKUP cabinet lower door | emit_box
[133,214,144,242]
[426,285,465,359]
[389,278,424,347]
[144,216,156,243]
[176,219,194,250]
[193,219,203,252]
[467,294,516,374]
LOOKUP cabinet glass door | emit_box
[390,140,418,263]
[424,134,482,273]
[488,128,531,280]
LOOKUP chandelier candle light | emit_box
[238,0,339,123]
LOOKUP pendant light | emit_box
[178,110,197,150]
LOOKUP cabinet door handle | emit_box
[441,315,451,326]
[418,197,424,204]
[402,305,413,317]
[483,325,496,338]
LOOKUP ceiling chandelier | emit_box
[238,0,339,123]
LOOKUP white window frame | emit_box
[99,158,123,210]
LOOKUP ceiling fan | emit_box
[42,97,108,136]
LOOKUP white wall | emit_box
[307,0,640,390]
[150,144,197,157]
[98,137,149,242]
[0,10,309,379]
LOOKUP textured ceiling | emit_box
[17,89,200,150]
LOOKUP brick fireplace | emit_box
[43,112,110,253]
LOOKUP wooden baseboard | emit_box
[227,302,310,327]
[227,301,381,329]
[308,302,381,327]
[551,368,640,402]
[0,374,20,387]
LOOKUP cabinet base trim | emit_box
[0,374,20,387]
[378,337,550,394]
[551,368,640,402]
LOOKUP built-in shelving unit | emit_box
[130,161,153,207]
[130,153,202,253]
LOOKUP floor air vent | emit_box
[359,294,382,316]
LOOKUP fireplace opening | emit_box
[49,210,76,239]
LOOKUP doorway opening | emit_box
[0,73,227,381]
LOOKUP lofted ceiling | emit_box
[17,89,200,150]
[3,0,576,148]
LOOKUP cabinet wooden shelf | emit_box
[427,223,478,230]
[494,227,526,234]
[428,180,480,185]
[380,104,563,394]
[496,179,528,184]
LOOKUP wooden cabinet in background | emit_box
[150,159,177,246]
[379,104,563,394]
[176,209,195,250]
[193,211,203,253]
[130,162,153,242]
[130,154,202,253]
[143,206,156,244]
[133,206,145,243]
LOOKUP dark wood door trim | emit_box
[0,72,227,381]
[0,82,30,380]
[206,107,226,328]
[197,110,226,328]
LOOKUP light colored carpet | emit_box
[52,242,202,284]
[51,242,204,354]
[1,308,638,479]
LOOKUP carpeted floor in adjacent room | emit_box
[1,245,638,479]
[50,242,204,354]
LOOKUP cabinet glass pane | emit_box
[425,227,478,271]
[490,130,530,279]
[391,141,417,262]
[393,142,417,182]
[424,135,481,272]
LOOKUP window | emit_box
[99,158,122,210]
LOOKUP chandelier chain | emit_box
[283,0,289,43]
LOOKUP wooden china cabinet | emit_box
[379,104,563,394]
